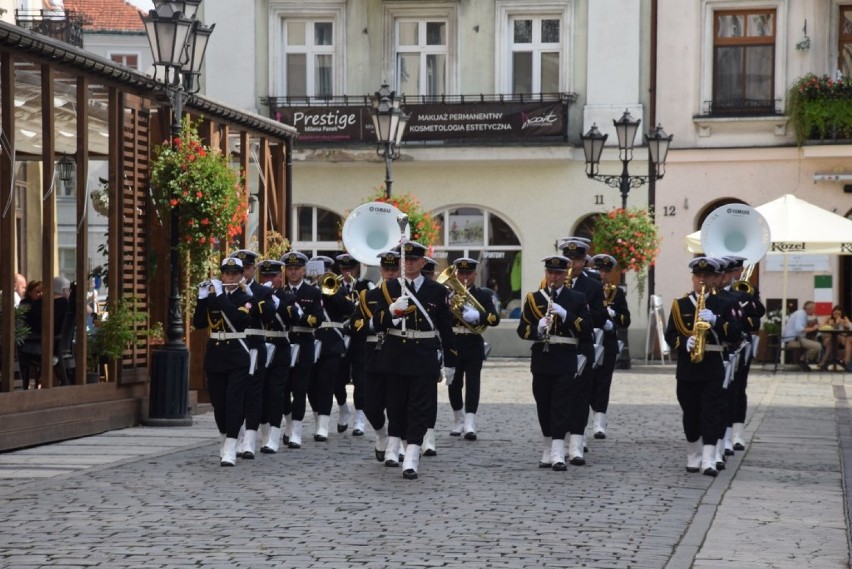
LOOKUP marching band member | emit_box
[371,241,457,480]
[446,258,500,442]
[350,250,401,462]
[517,255,593,471]
[229,249,274,459]
[192,257,258,466]
[308,255,354,442]
[561,239,607,465]
[665,257,742,477]
[281,251,323,449]
[335,253,375,436]
[256,260,300,454]
[589,254,631,439]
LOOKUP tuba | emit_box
[699,204,771,295]
[436,266,488,334]
[341,202,411,266]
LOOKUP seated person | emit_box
[817,305,852,370]
[781,301,822,371]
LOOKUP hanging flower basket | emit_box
[90,178,110,217]
[150,117,248,288]
[361,188,440,249]
[592,207,660,302]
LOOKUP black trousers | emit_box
[532,372,571,440]
[334,351,352,406]
[567,348,594,434]
[385,373,436,446]
[207,366,249,438]
[308,354,339,416]
[243,364,265,431]
[261,346,290,428]
[285,359,311,421]
[448,356,483,413]
[676,379,724,445]
[732,359,750,424]
[589,350,617,413]
[362,370,387,430]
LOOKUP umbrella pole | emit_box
[781,253,789,365]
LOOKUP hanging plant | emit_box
[787,73,852,145]
[591,207,660,303]
[150,117,248,288]
[361,188,441,249]
[90,177,110,217]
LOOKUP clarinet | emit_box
[542,285,556,353]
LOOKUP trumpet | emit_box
[318,272,343,295]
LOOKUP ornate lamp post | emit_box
[141,0,213,425]
[368,84,409,198]
[581,110,672,209]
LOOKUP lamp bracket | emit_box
[587,174,650,191]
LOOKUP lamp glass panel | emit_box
[287,54,307,97]
[512,52,532,93]
[395,114,409,145]
[541,52,559,92]
[375,113,392,142]
[153,18,178,65]
[287,21,306,45]
[186,24,212,74]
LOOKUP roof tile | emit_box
[65,0,145,33]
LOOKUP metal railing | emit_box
[15,9,88,48]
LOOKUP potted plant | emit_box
[787,73,852,144]
[87,297,146,383]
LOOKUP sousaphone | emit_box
[341,202,411,266]
[699,204,771,293]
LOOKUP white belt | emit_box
[366,335,379,343]
[534,336,578,345]
[453,326,477,335]
[319,322,345,329]
[290,326,315,334]
[245,329,266,336]
[387,329,437,339]
[704,344,725,352]
[211,331,246,340]
[264,330,289,339]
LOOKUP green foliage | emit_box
[13,304,32,346]
[787,73,852,145]
[763,309,782,336]
[88,297,147,369]
[591,208,660,303]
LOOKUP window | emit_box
[109,53,139,69]
[283,20,335,98]
[431,207,522,315]
[840,6,852,77]
[291,205,342,259]
[395,20,447,97]
[509,16,561,93]
[58,247,75,282]
[712,9,776,115]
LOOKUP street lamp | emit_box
[368,84,409,198]
[581,110,672,209]
[57,154,74,193]
[141,0,213,426]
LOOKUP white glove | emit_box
[198,283,209,300]
[699,309,717,325]
[243,286,253,298]
[211,279,223,296]
[551,304,567,320]
[607,307,616,319]
[389,296,409,316]
[271,295,280,309]
[462,305,479,324]
[603,320,613,331]
[443,367,455,385]
[292,302,303,319]
[263,281,273,288]
[686,335,696,352]
[537,317,549,335]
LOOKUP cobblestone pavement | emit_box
[0,359,849,568]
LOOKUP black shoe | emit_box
[402,469,418,480]
[352,429,365,437]
[314,434,327,442]
[686,466,700,473]
[552,462,567,472]
[260,446,275,454]
[733,442,745,451]
[593,432,606,440]
[287,441,301,449]
[569,456,586,466]
[282,434,289,445]
[538,461,552,469]
[337,424,348,434]
[384,458,399,467]
[716,461,726,471]
[799,361,812,372]
[241,451,255,460]
[724,448,734,456]
[703,467,718,477]
[463,432,477,441]
[375,449,384,462]
[399,453,405,463]
[449,431,461,437]
[583,445,589,453]
[423,449,437,457]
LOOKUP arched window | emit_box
[290,205,343,259]
[431,206,522,314]
[695,197,748,230]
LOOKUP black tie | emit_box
[345,283,351,295]
[406,280,416,294]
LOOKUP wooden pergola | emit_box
[0,21,297,451]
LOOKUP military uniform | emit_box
[371,241,457,480]
[588,254,631,440]
[281,251,324,448]
[664,257,742,477]
[192,257,258,466]
[517,255,593,471]
[446,257,500,442]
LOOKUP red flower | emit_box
[170,199,178,206]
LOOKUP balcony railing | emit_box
[702,98,782,117]
[16,10,88,48]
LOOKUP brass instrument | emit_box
[603,282,618,306]
[436,266,488,334]
[341,201,410,266]
[699,203,770,297]
[690,283,711,363]
[318,272,342,295]
[542,285,556,352]
[200,278,245,293]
